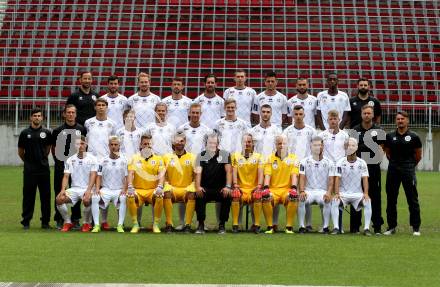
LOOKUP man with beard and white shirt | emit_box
[223,69,257,125]
[178,103,213,155]
[252,71,288,128]
[214,99,251,154]
[250,104,282,161]
[162,77,192,128]
[84,98,117,160]
[100,75,129,130]
[287,78,318,128]
[127,72,161,129]
[144,103,176,156]
[316,73,351,130]
[193,74,224,130]
[297,136,334,234]
[331,137,372,236]
[283,105,317,231]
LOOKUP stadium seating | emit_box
[0,0,439,103]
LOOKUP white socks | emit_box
[57,204,71,224]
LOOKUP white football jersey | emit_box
[214,118,251,154]
[318,129,349,163]
[98,155,128,190]
[162,95,192,128]
[252,91,288,127]
[335,157,369,194]
[84,117,117,160]
[100,93,129,130]
[144,122,176,155]
[223,86,256,124]
[287,94,318,128]
[115,127,144,160]
[64,153,98,189]
[177,122,212,154]
[299,156,335,191]
[250,124,282,160]
[316,90,351,129]
[192,94,225,129]
[127,93,161,129]
[282,124,317,160]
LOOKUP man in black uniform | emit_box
[353,105,385,234]
[51,104,87,229]
[66,71,99,125]
[17,108,52,229]
[384,111,422,236]
[349,78,382,128]
[195,133,232,234]
[349,78,382,233]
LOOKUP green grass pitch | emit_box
[0,166,439,286]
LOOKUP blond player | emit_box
[162,133,197,233]
[91,136,128,233]
[261,135,299,234]
[231,133,264,233]
[126,134,165,233]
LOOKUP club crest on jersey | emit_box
[371,130,378,137]
[405,135,411,142]
[27,134,31,138]
[79,96,83,100]
[150,160,156,165]
[272,160,278,169]
[368,101,375,106]
[40,132,46,139]
[92,95,97,101]
[184,160,191,166]
[217,155,223,162]
[169,159,175,166]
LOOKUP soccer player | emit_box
[349,78,382,128]
[223,69,257,124]
[287,78,318,128]
[384,111,422,236]
[352,105,385,234]
[162,133,197,233]
[90,136,128,233]
[261,135,299,234]
[178,103,212,155]
[316,73,351,130]
[331,137,372,235]
[66,71,99,125]
[162,77,192,128]
[231,133,264,233]
[56,136,98,232]
[100,75,129,129]
[116,109,144,160]
[126,134,165,233]
[214,99,251,154]
[283,105,317,160]
[252,71,288,128]
[51,104,86,229]
[193,74,225,129]
[144,103,176,155]
[297,136,333,233]
[194,133,232,234]
[18,108,52,229]
[318,110,349,163]
[84,98,117,160]
[250,104,282,160]
[127,72,161,129]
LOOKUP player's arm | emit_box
[194,164,205,197]
[18,147,25,162]
[324,175,334,202]
[84,171,97,196]
[282,113,288,127]
[59,173,70,196]
[316,110,325,130]
[222,163,232,197]
[298,173,307,201]
[232,165,238,187]
[339,111,350,129]
[362,176,369,200]
[415,148,422,165]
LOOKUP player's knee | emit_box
[186,192,195,200]
[163,191,172,199]
[91,194,100,203]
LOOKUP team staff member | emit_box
[349,78,382,128]
[384,111,422,236]
[194,133,232,234]
[51,104,86,229]
[352,105,385,234]
[18,108,52,229]
[66,71,99,125]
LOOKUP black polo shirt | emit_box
[385,129,422,166]
[18,126,52,174]
[349,96,382,128]
[196,149,231,190]
[51,122,87,165]
[66,88,99,125]
[353,123,386,165]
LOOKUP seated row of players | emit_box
[55,121,372,235]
